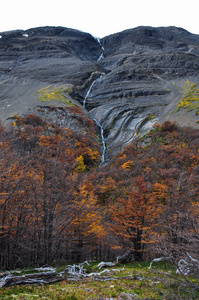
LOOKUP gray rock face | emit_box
[0,26,199,159]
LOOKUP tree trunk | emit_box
[133,229,143,261]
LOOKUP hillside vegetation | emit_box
[1,261,198,300]
[1,106,199,267]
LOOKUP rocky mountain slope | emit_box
[0,26,199,159]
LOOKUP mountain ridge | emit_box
[0,25,199,159]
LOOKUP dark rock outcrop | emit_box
[0,26,199,159]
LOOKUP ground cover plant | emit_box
[177,81,199,115]
[0,261,198,299]
[38,85,73,106]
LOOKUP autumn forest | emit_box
[0,108,199,270]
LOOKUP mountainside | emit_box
[0,25,199,159]
[0,26,199,281]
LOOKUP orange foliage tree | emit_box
[0,114,102,268]
[0,117,199,268]
[108,177,164,261]
[65,178,105,262]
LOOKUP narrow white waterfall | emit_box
[83,34,106,161]
[83,74,107,163]
[83,74,105,108]
[97,53,104,62]
[83,80,96,108]
[93,117,106,164]
[94,36,105,61]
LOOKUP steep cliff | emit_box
[0,26,199,159]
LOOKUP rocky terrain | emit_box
[0,25,199,159]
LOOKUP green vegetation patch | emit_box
[38,85,73,106]
[146,113,155,121]
[177,80,199,115]
[1,262,198,299]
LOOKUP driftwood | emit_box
[176,252,199,277]
[66,261,90,277]
[0,261,123,287]
[0,271,63,288]
[148,256,171,269]
[97,261,116,269]
[116,250,134,264]
[1,259,170,288]
[34,266,56,272]
[87,267,125,277]
[66,261,124,280]
[148,253,199,278]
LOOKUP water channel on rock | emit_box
[94,36,105,61]
[83,74,106,163]
[83,37,106,163]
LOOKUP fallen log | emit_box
[0,271,63,288]
[97,261,116,269]
[1,261,123,287]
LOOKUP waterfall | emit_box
[83,36,105,108]
[97,53,104,62]
[93,117,106,164]
[83,74,106,163]
[83,80,96,108]
[83,74,105,108]
[83,38,106,162]
[94,36,105,61]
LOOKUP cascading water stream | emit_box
[92,117,106,164]
[83,80,96,108]
[83,80,106,163]
[83,73,105,107]
[83,77,106,163]
[94,37,105,61]
[82,37,107,163]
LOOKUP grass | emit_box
[0,261,199,299]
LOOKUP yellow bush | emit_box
[74,155,86,172]
[177,81,199,115]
